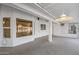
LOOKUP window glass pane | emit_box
[3,17,11,38]
[16,18,32,37]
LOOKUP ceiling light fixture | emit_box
[56,9,72,23]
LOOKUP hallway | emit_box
[0,36,79,55]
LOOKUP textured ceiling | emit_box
[3,3,79,22]
[38,3,79,19]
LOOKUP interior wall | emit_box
[0,5,3,47]
[0,5,14,47]
[53,7,79,38]
[35,19,49,38]
[12,7,35,46]
[53,23,78,38]
[0,5,49,47]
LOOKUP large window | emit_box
[16,18,32,37]
[3,17,11,38]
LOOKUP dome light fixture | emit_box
[56,13,72,22]
[56,9,72,23]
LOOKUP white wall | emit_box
[0,5,14,47]
[35,19,49,38]
[0,5,3,47]
[12,7,35,46]
[0,5,49,47]
[53,23,78,38]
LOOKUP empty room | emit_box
[0,3,79,55]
